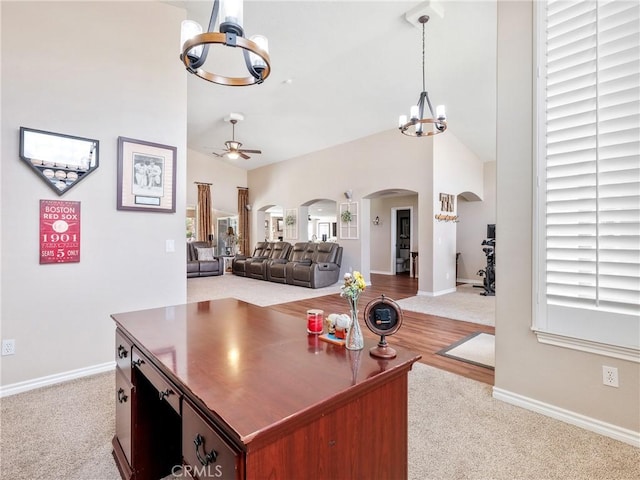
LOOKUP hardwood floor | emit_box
[270,273,495,385]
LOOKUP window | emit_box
[186,208,196,241]
[339,202,359,239]
[186,217,196,241]
[535,0,639,361]
[284,208,298,240]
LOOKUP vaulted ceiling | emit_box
[170,1,497,170]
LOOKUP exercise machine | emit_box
[476,224,495,296]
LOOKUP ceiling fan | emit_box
[213,115,262,160]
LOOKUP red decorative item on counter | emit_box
[306,309,324,334]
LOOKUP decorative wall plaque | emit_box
[39,199,81,264]
[20,127,99,196]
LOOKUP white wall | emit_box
[431,131,485,294]
[247,128,434,288]
[457,161,496,282]
[186,147,247,240]
[495,0,639,437]
[186,148,247,216]
[0,2,187,387]
[247,128,487,295]
[249,130,483,295]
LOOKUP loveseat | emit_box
[232,241,343,289]
[187,241,224,278]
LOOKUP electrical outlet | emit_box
[1,339,16,356]
[602,366,619,387]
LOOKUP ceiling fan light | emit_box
[227,151,240,160]
[180,20,203,59]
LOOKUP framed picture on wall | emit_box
[117,136,177,213]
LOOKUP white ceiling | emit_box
[171,0,497,170]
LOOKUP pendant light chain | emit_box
[422,20,426,93]
[397,14,447,137]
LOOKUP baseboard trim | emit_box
[0,361,116,398]
[493,386,640,447]
[370,270,393,275]
[417,287,456,297]
[458,278,482,285]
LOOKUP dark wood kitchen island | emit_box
[111,298,421,480]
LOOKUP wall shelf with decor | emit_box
[339,202,358,239]
[284,208,298,240]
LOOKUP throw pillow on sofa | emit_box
[196,247,215,261]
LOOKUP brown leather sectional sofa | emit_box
[232,241,343,288]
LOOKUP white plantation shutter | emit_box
[536,0,640,355]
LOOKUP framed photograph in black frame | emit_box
[117,136,176,213]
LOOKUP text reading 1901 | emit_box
[39,199,81,264]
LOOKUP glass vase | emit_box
[345,301,364,351]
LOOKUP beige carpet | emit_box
[397,283,495,326]
[187,274,340,306]
[438,332,495,369]
[0,372,118,480]
[2,364,639,480]
[407,363,639,480]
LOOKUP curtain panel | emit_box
[197,183,212,243]
[238,188,250,255]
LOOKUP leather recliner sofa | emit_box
[246,242,292,280]
[284,242,343,288]
[187,241,224,278]
[233,241,343,288]
[232,242,269,277]
[267,242,308,284]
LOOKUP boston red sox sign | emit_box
[40,200,81,264]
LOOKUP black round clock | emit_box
[363,295,403,359]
